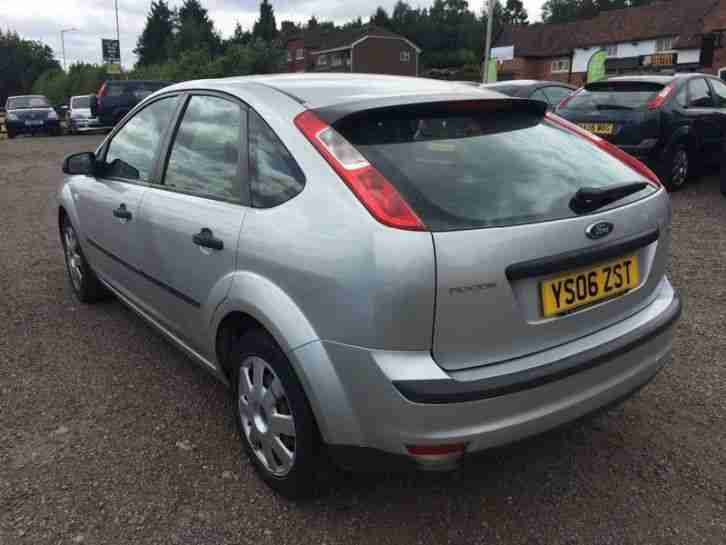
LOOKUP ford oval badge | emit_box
[586,221,614,240]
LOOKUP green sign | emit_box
[587,49,607,83]
[486,59,497,83]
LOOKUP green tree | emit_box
[370,6,391,28]
[502,0,528,24]
[0,29,59,104]
[306,15,319,29]
[134,0,175,66]
[253,0,278,42]
[176,0,221,55]
[541,0,580,22]
[280,20,301,37]
[229,21,252,46]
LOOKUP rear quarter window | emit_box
[335,107,656,231]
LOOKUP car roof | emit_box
[166,74,501,110]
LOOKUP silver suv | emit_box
[58,75,681,497]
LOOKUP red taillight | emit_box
[546,112,662,187]
[647,84,675,110]
[97,82,108,108]
[294,110,426,231]
[557,87,582,110]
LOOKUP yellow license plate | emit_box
[578,122,615,135]
[540,254,639,317]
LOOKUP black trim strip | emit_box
[506,229,659,281]
[85,237,201,308]
[393,291,681,404]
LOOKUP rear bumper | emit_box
[293,278,679,470]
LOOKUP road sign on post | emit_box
[102,39,121,73]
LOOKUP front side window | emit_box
[103,96,178,181]
[688,78,714,108]
[248,110,305,208]
[163,95,243,201]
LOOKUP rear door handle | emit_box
[192,228,224,251]
[113,203,132,220]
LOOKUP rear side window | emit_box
[248,110,305,208]
[163,95,243,201]
[103,96,178,181]
[542,86,572,106]
[335,107,656,231]
[688,78,714,108]
[563,81,664,110]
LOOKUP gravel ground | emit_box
[1,134,725,545]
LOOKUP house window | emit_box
[605,44,618,57]
[286,51,292,62]
[295,48,304,60]
[332,54,342,67]
[318,54,327,66]
[550,58,570,73]
[655,37,674,52]
[400,51,411,62]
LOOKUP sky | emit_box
[4,0,544,69]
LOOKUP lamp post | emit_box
[61,28,78,71]
[483,0,494,83]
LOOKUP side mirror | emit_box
[63,152,96,176]
[89,95,98,117]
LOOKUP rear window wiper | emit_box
[570,182,648,214]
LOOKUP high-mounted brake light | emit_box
[546,112,662,187]
[647,83,675,110]
[294,110,426,231]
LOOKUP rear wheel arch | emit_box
[216,311,266,380]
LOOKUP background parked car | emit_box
[556,74,726,190]
[481,80,576,111]
[68,95,103,134]
[91,80,173,127]
[4,95,61,138]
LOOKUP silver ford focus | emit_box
[58,74,680,497]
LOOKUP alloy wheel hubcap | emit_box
[63,226,83,291]
[672,150,688,187]
[238,356,296,476]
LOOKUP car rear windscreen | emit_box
[562,81,664,111]
[72,96,91,108]
[334,106,656,231]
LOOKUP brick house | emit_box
[491,0,723,85]
[284,25,421,76]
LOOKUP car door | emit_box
[683,77,722,157]
[134,93,247,356]
[75,94,180,299]
[705,77,726,155]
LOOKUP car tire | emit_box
[60,216,108,303]
[661,143,690,191]
[231,329,321,499]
